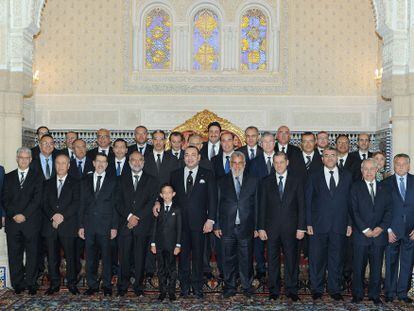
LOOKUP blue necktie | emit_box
[224,156,230,174]
[278,175,284,199]
[78,161,83,175]
[116,161,121,176]
[399,177,406,200]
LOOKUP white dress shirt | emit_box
[362,179,377,233]
[359,150,369,160]
[127,170,143,221]
[247,145,258,159]
[153,151,164,163]
[98,147,110,156]
[115,157,127,172]
[93,171,106,191]
[338,153,349,166]
[277,144,288,153]
[136,143,148,154]
[302,151,314,164]
[233,173,243,224]
[222,151,234,169]
[275,170,288,193]
[207,141,219,160]
[17,167,29,183]
[324,166,339,189]
[263,152,275,163]
[184,165,199,191]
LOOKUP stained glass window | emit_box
[145,8,171,70]
[240,9,267,71]
[193,9,220,71]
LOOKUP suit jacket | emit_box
[383,174,414,238]
[68,158,94,180]
[127,143,153,157]
[117,171,158,236]
[170,166,217,232]
[200,141,222,161]
[42,175,80,238]
[216,172,259,239]
[86,146,114,162]
[259,172,306,239]
[166,149,185,168]
[59,148,75,159]
[350,180,392,246]
[275,143,302,160]
[106,158,131,178]
[211,153,233,179]
[305,168,352,235]
[31,146,59,160]
[79,173,119,235]
[248,154,275,179]
[30,154,56,181]
[143,152,179,188]
[0,165,4,220]
[2,168,43,234]
[151,203,182,252]
[236,145,263,167]
[293,151,323,182]
[348,151,373,181]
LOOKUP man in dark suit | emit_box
[150,184,182,302]
[166,131,185,166]
[383,153,414,304]
[236,126,263,167]
[154,146,217,298]
[31,134,56,181]
[316,131,329,156]
[350,158,392,305]
[200,122,222,161]
[127,125,154,156]
[31,126,50,160]
[78,153,119,296]
[86,129,114,162]
[349,133,373,181]
[259,152,306,301]
[116,151,158,297]
[295,132,323,180]
[274,125,302,171]
[42,154,80,295]
[248,132,275,279]
[0,165,5,229]
[211,132,235,179]
[188,134,213,172]
[306,147,353,301]
[214,151,258,298]
[59,131,78,161]
[107,138,130,178]
[68,139,94,180]
[3,147,43,295]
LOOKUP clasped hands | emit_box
[51,213,64,229]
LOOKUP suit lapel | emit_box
[392,175,404,202]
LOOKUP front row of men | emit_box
[2,142,414,304]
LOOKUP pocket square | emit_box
[199,179,206,184]
[172,212,175,216]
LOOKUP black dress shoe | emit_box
[352,296,363,303]
[14,287,25,295]
[45,287,59,295]
[312,293,323,300]
[103,287,112,296]
[68,286,80,295]
[158,293,166,301]
[28,287,37,295]
[330,293,343,301]
[117,289,127,297]
[398,297,413,304]
[269,293,279,300]
[84,288,98,296]
[372,298,383,305]
[287,293,300,302]
[384,296,394,303]
[169,293,176,301]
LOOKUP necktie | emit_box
[57,179,64,198]
[339,159,344,170]
[369,182,375,205]
[174,152,179,159]
[78,161,83,175]
[249,149,255,160]
[329,171,336,195]
[138,147,143,154]
[45,158,51,180]
[186,171,193,194]
[165,205,170,214]
[70,151,75,160]
[278,175,284,199]
[305,156,311,170]
[133,174,139,191]
[116,161,122,176]
[224,156,230,174]
[235,176,241,224]
[101,149,107,156]
[362,153,367,160]
[210,144,216,160]
[266,156,272,175]
[95,175,102,197]
[399,177,406,200]
[156,154,162,172]
[281,146,286,153]
[20,172,25,188]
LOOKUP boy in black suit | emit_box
[151,184,182,301]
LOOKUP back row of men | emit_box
[0,123,412,305]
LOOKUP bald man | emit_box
[86,129,114,162]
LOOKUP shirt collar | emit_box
[278,144,288,152]
[247,145,258,151]
[18,167,29,175]
[303,151,314,158]
[264,152,275,159]
[94,171,106,178]
[339,153,348,161]
[132,170,143,178]
[76,156,86,163]
[115,157,126,164]
[185,165,199,175]
[324,166,338,174]
[276,170,288,180]
[359,150,369,159]
[396,173,407,181]
[40,152,52,160]
[57,174,68,183]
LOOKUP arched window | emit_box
[240,9,267,71]
[192,9,220,71]
[145,8,171,70]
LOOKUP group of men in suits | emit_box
[1,123,414,305]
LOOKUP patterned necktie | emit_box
[305,156,311,170]
[399,177,406,200]
[57,179,64,198]
[249,149,255,160]
[369,182,375,205]
[224,156,230,174]
[210,144,216,160]
[156,154,162,172]
[329,171,336,195]
[116,161,122,176]
[78,161,83,175]
[45,158,51,180]
[133,174,139,191]
[186,171,193,194]
[339,158,344,170]
[235,176,241,224]
[278,175,284,199]
[95,175,102,197]
[20,172,25,188]
[266,157,272,175]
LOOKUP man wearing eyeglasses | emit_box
[31,134,57,181]
[86,128,114,162]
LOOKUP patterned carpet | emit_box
[1,288,413,310]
